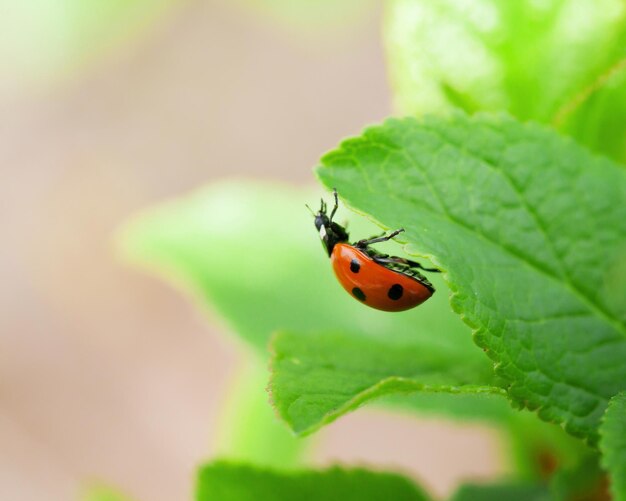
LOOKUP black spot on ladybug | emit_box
[350,259,361,273]
[352,287,366,302]
[388,284,403,300]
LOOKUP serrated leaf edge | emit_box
[316,112,626,445]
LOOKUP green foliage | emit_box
[120,182,325,351]
[117,1,626,498]
[317,112,626,443]
[121,178,589,479]
[449,482,550,501]
[214,358,309,468]
[271,330,503,436]
[196,461,430,501]
[600,392,626,500]
[385,0,626,162]
[121,181,533,424]
[549,451,607,501]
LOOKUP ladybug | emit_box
[310,189,439,312]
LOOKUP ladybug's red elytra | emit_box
[310,189,439,312]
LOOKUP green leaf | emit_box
[214,356,310,469]
[501,410,593,482]
[449,482,550,501]
[549,451,607,501]
[317,112,626,443]
[271,330,504,435]
[385,0,626,162]
[196,461,431,501]
[599,392,626,500]
[119,182,325,351]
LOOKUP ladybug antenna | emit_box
[320,198,327,214]
[305,204,315,216]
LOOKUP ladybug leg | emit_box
[329,188,339,223]
[403,258,440,273]
[362,231,386,241]
[374,256,440,273]
[356,228,405,248]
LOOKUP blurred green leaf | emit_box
[549,451,607,501]
[505,412,593,483]
[449,482,551,501]
[214,356,310,468]
[385,0,626,162]
[599,392,626,501]
[196,461,431,501]
[0,0,178,93]
[387,391,589,483]
[317,113,626,444]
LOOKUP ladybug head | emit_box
[309,189,349,256]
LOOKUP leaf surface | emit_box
[385,0,626,162]
[317,113,626,443]
[271,330,503,435]
[449,482,550,501]
[196,461,430,501]
[599,392,626,500]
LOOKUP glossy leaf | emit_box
[317,112,626,443]
[385,0,626,162]
[271,330,503,435]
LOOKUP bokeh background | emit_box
[0,2,503,499]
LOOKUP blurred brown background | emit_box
[0,1,503,499]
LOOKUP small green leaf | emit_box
[317,113,626,443]
[599,392,626,500]
[449,482,551,501]
[385,0,626,162]
[196,461,431,501]
[270,330,504,435]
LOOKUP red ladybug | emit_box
[310,189,439,312]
